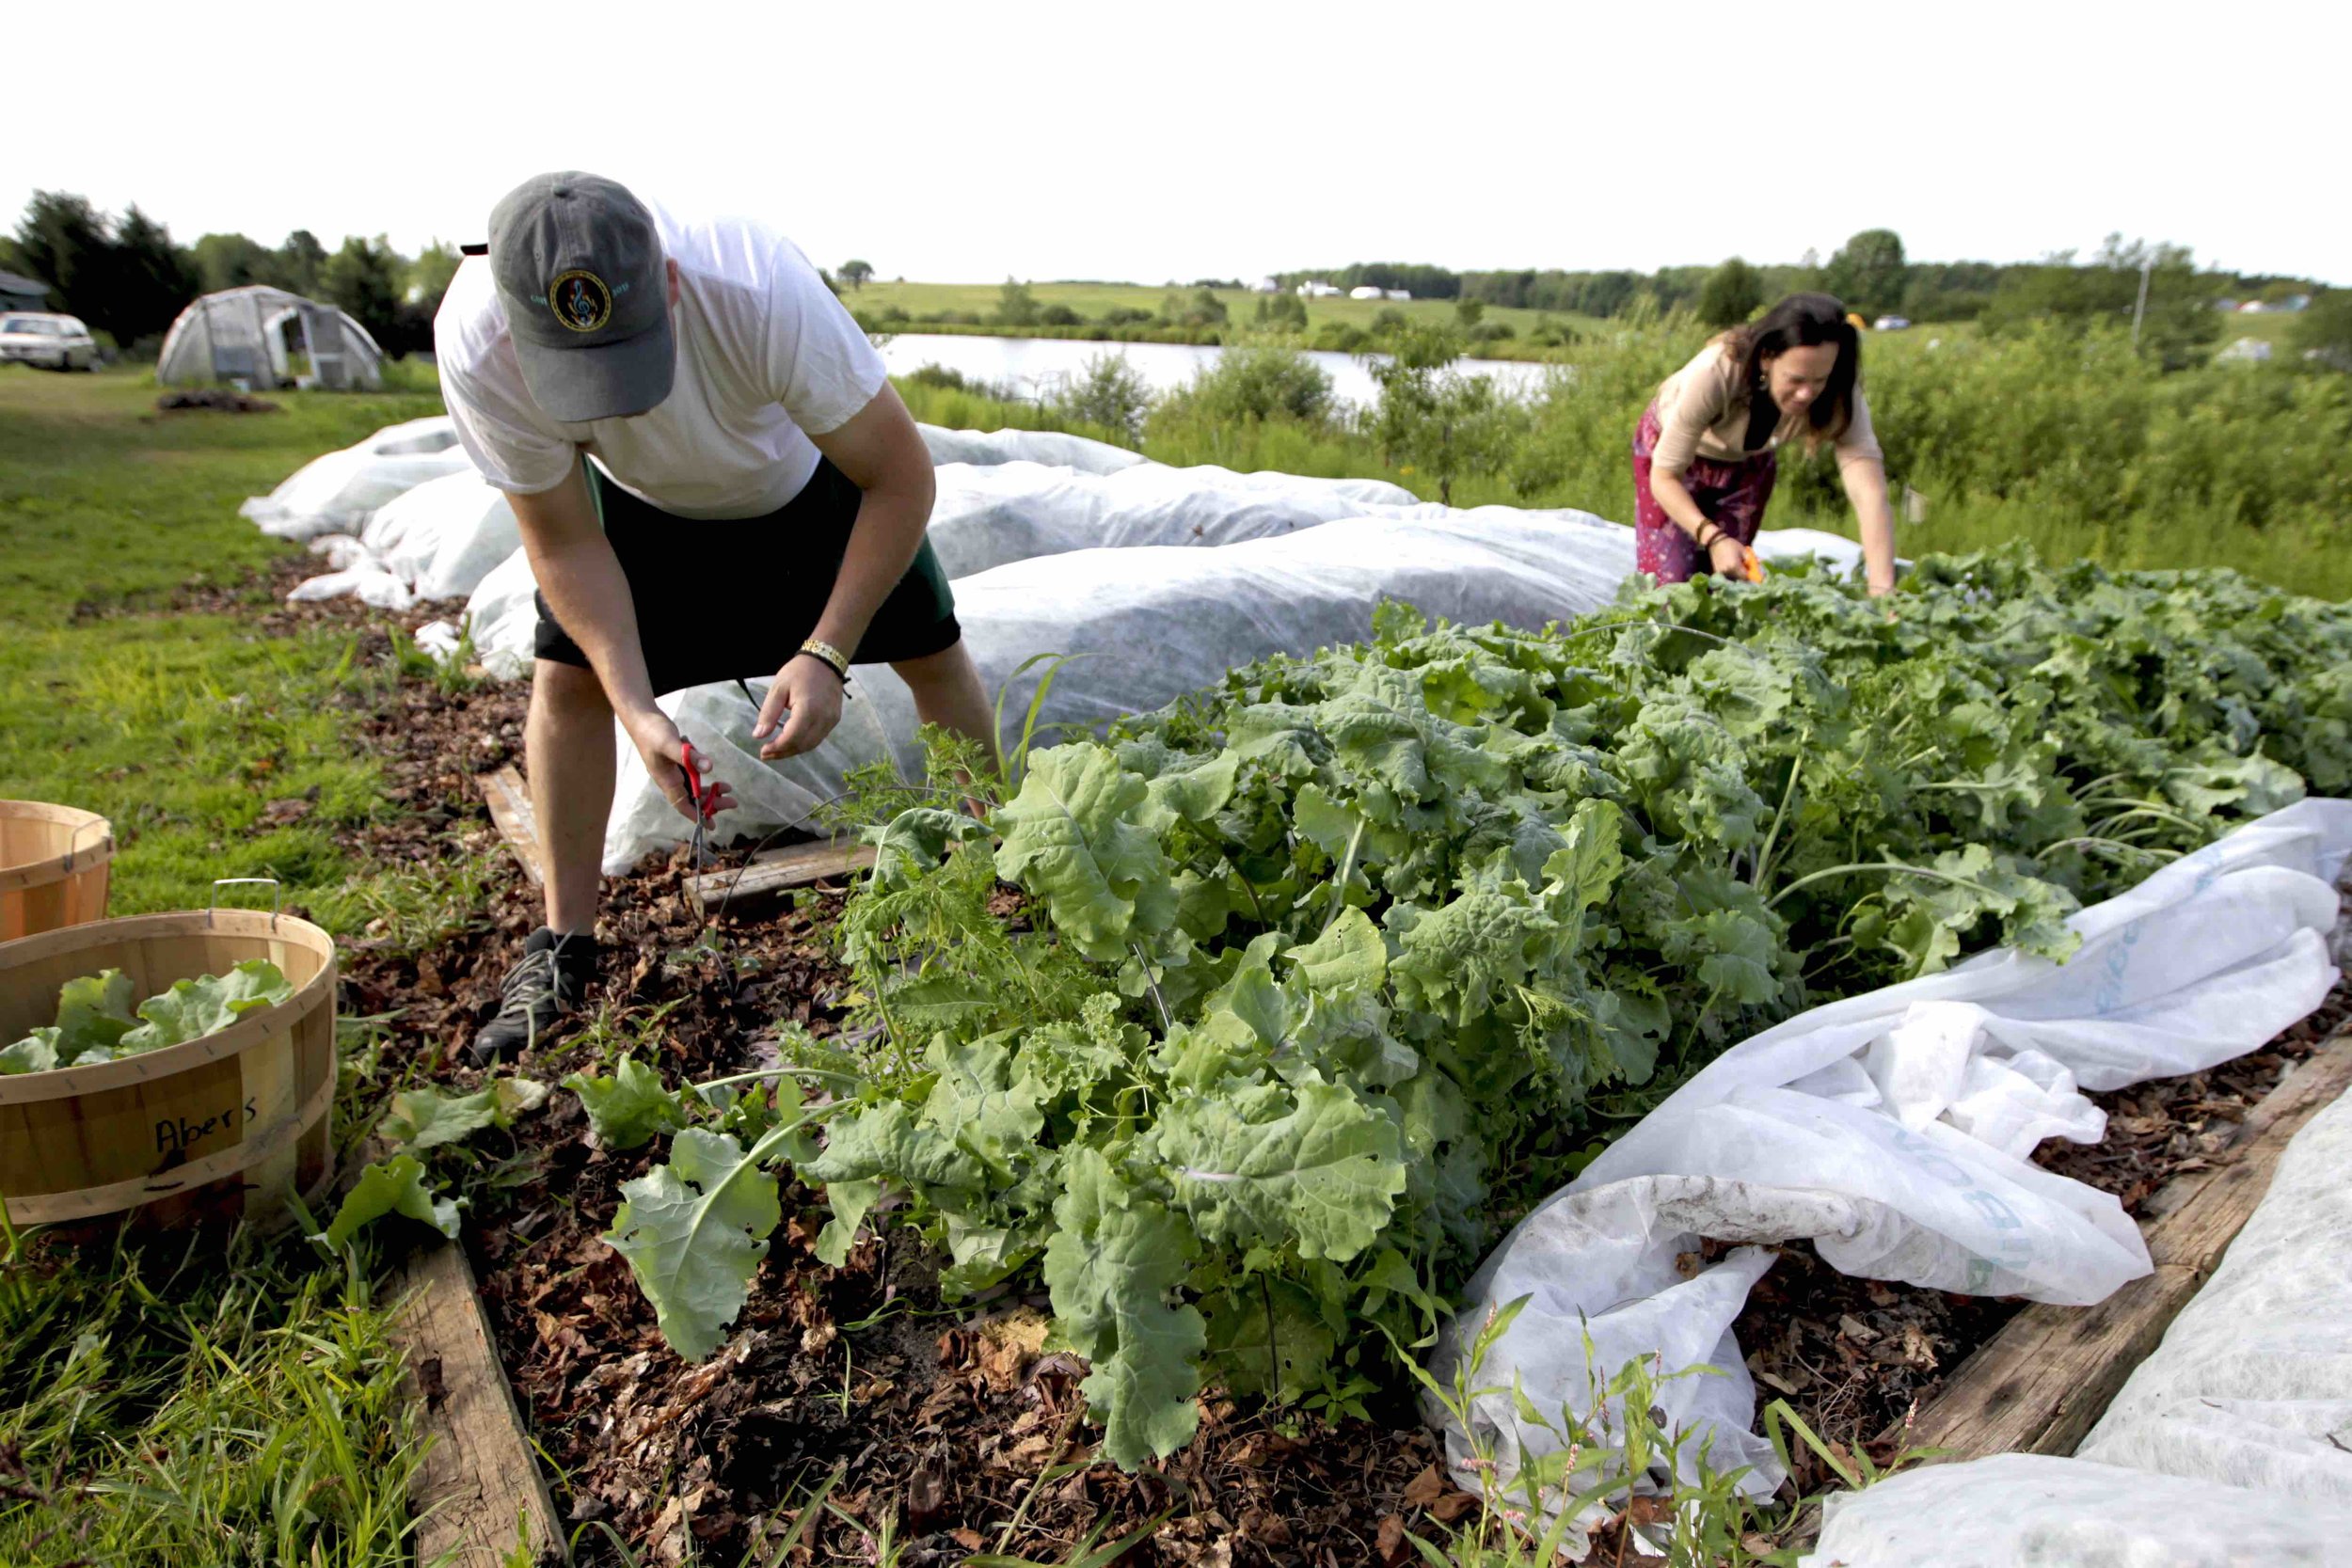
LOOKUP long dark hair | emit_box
[1722,293,1861,446]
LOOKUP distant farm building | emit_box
[1250,277,1279,293]
[1348,285,1385,301]
[1296,279,1343,298]
[0,270,49,313]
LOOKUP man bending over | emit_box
[436,172,993,1060]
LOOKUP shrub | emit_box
[1052,353,1154,444]
[1150,342,1336,434]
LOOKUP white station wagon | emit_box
[0,311,99,371]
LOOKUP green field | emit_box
[841,277,1599,356]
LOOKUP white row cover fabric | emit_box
[287,563,417,611]
[915,423,1151,474]
[362,469,523,601]
[595,509,1860,873]
[240,417,468,540]
[290,469,524,610]
[2074,1074,2352,1499]
[1805,1452,2352,1567]
[436,546,542,678]
[254,420,1136,600]
[925,459,1434,579]
[1807,1082,2352,1566]
[1434,800,2352,1554]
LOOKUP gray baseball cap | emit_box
[486,172,673,422]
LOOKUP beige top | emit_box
[1651,339,1883,479]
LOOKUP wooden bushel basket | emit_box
[0,800,114,940]
[0,895,337,1233]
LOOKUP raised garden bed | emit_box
[329,649,2352,1566]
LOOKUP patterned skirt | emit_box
[1629,402,1777,584]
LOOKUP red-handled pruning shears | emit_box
[679,742,712,869]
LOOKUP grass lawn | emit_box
[0,367,443,919]
[0,364,445,1568]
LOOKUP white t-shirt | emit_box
[434,204,887,519]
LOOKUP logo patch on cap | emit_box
[548,269,613,333]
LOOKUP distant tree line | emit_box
[1275,230,2327,331]
[2,190,461,356]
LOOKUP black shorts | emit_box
[532,456,962,695]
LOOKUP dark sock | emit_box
[525,925,599,978]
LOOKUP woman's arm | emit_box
[1839,457,1899,595]
[1650,465,1753,575]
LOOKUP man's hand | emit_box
[621,708,738,823]
[754,655,846,760]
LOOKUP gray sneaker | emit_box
[470,927,596,1063]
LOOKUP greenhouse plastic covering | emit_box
[1434,800,2352,1556]
[156,285,386,391]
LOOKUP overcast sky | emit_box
[8,0,2343,286]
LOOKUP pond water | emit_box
[872,332,1561,408]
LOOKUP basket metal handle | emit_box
[62,815,110,873]
[209,878,282,928]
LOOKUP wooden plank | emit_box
[689,839,876,917]
[391,1242,569,1567]
[476,767,545,887]
[1899,1032,2352,1463]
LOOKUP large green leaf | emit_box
[1282,907,1388,998]
[917,1032,1045,1180]
[1041,1148,1206,1468]
[1200,1277,1338,1402]
[800,1100,987,1196]
[993,744,1177,963]
[0,1029,61,1075]
[55,970,136,1057]
[1542,798,1626,916]
[1152,1080,1406,1262]
[380,1085,499,1151]
[1115,738,1241,834]
[605,1128,781,1363]
[315,1155,462,1250]
[563,1055,689,1151]
[377,1077,547,1153]
[866,806,990,893]
[108,961,294,1056]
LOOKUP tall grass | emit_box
[901,317,2352,598]
[0,1221,424,1568]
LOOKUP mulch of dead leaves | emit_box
[242,579,2350,1567]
